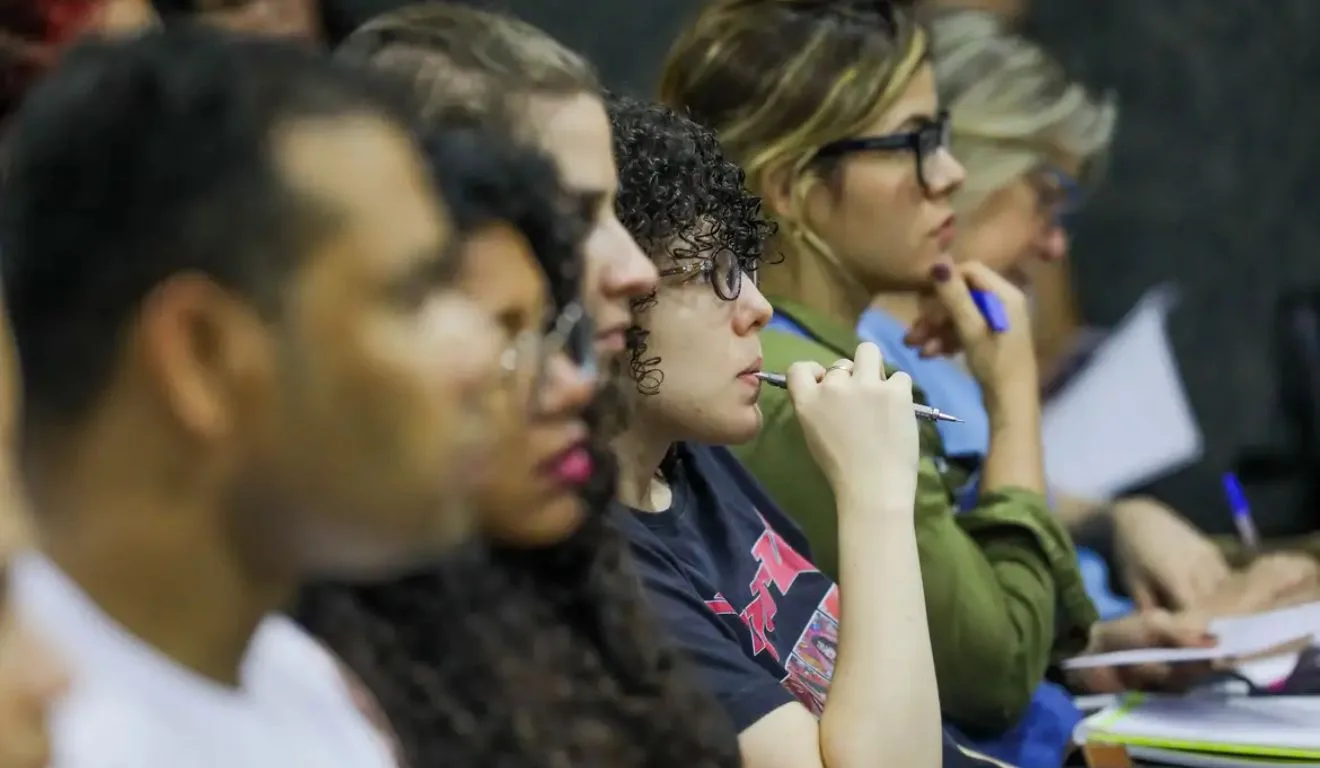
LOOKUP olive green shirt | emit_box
[733,298,1098,734]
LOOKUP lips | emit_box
[738,357,764,376]
[594,325,628,354]
[542,442,593,487]
[932,215,957,249]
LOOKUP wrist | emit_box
[832,480,916,523]
[983,379,1041,426]
[1072,502,1119,565]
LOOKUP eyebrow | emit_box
[493,307,528,335]
[568,189,609,220]
[392,242,461,295]
[895,112,938,132]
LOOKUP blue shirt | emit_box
[856,308,991,459]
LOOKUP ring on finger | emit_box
[827,360,853,374]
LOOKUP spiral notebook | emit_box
[1074,694,1320,765]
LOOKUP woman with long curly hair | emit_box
[296,122,742,768]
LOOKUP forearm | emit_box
[980,383,1046,494]
[918,513,1056,731]
[820,487,941,768]
[1053,492,1109,531]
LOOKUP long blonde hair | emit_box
[660,0,927,274]
[929,9,1117,212]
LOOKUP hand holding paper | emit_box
[1063,601,1320,693]
[1066,611,1219,694]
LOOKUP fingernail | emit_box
[1201,633,1218,645]
[931,264,951,282]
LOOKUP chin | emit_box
[484,493,587,548]
[701,405,763,447]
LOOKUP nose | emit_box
[734,278,774,335]
[587,215,658,303]
[532,351,597,418]
[927,147,966,198]
[1038,224,1069,263]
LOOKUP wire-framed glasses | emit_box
[499,300,596,410]
[657,248,755,301]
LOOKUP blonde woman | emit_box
[862,9,1320,622]
[661,0,1212,758]
[857,8,1174,619]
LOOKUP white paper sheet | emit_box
[1218,601,1320,687]
[1042,284,1204,499]
[1062,600,1320,670]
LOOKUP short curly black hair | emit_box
[296,126,741,768]
[609,94,776,394]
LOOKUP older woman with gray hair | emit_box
[859,8,1247,624]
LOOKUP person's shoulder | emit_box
[684,444,760,494]
[247,616,400,761]
[48,678,175,767]
[246,614,353,702]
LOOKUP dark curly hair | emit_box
[609,94,777,395]
[295,127,741,768]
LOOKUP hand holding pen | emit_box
[755,371,960,423]
[1222,472,1260,554]
[785,343,922,504]
[904,262,1038,399]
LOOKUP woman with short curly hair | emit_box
[605,93,1006,768]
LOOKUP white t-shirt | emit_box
[12,553,399,768]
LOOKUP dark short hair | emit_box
[423,127,585,313]
[1,26,415,431]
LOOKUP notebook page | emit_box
[1094,696,1320,751]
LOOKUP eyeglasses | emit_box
[783,0,897,33]
[657,248,756,301]
[1030,165,1084,226]
[500,300,596,410]
[811,111,953,193]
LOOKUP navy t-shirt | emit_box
[614,442,1012,767]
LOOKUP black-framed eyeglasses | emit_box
[657,249,755,301]
[1030,164,1084,226]
[811,111,953,193]
[500,300,596,410]
[783,0,897,33]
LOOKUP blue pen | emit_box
[970,289,1010,333]
[1222,472,1260,553]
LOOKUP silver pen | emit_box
[754,371,963,423]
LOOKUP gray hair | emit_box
[929,9,1117,211]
